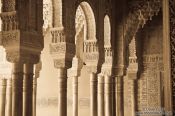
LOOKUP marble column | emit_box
[0,78,7,116]
[104,75,112,116]
[58,68,67,116]
[72,76,78,116]
[23,63,34,116]
[12,63,23,116]
[115,76,123,116]
[130,79,136,116]
[97,74,104,116]
[90,72,97,116]
[5,79,12,116]
[32,77,37,116]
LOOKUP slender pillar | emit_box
[72,76,78,116]
[58,68,67,116]
[0,78,7,116]
[130,79,136,116]
[104,75,112,116]
[5,79,12,116]
[32,77,37,116]
[90,72,97,116]
[12,63,23,116]
[115,76,123,116]
[23,63,33,116]
[97,74,104,116]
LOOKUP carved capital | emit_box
[0,11,18,31]
[86,66,98,74]
[112,65,126,77]
[1,30,43,64]
[67,57,83,77]
[50,28,75,68]
[83,40,99,67]
[6,50,40,64]
[101,68,112,77]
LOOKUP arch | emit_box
[104,15,111,46]
[75,2,96,40]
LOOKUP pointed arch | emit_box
[75,2,96,40]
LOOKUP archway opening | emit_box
[104,15,111,47]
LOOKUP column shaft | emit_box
[58,68,67,116]
[0,79,7,116]
[12,63,23,116]
[72,76,78,116]
[5,79,12,116]
[130,80,136,116]
[23,63,34,116]
[90,73,97,116]
[104,75,112,116]
[97,75,104,116]
[32,78,37,116]
[115,76,123,116]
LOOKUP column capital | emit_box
[67,57,83,77]
[0,0,44,64]
[83,39,99,67]
[97,73,104,83]
[50,28,76,69]
[112,65,126,77]
[0,31,43,64]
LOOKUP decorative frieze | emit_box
[0,11,18,31]
[51,27,65,43]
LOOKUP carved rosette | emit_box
[50,28,75,69]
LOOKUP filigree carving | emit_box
[127,37,138,79]
[75,6,85,36]
[126,0,162,43]
[2,0,16,12]
[43,0,53,30]
[83,40,99,67]
[2,30,20,47]
[50,28,75,68]
[170,0,175,112]
[83,40,98,53]
[0,11,18,31]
